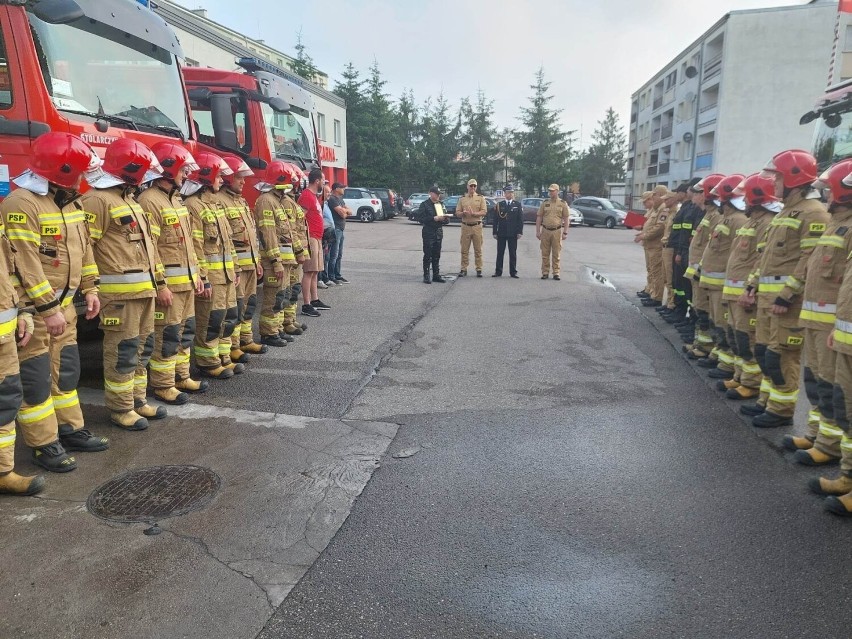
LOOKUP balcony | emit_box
[651,128,661,143]
[703,52,722,79]
[695,152,713,171]
[653,96,663,110]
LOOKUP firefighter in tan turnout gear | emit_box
[696,174,747,378]
[141,142,208,405]
[742,150,830,429]
[184,153,242,379]
[0,203,40,494]
[252,161,303,348]
[218,155,267,358]
[3,132,109,472]
[776,159,852,466]
[83,138,166,431]
[281,165,310,336]
[719,173,779,402]
[458,178,487,277]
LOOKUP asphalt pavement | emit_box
[1,218,850,639]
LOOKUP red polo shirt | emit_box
[298,189,324,239]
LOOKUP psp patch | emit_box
[786,336,804,346]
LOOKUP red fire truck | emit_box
[182,57,322,206]
[0,0,196,194]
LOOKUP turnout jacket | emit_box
[799,205,852,330]
[722,209,774,303]
[686,203,722,279]
[138,184,198,293]
[698,205,748,290]
[82,186,160,301]
[218,188,260,272]
[747,189,830,308]
[3,187,98,315]
[184,189,236,286]
[493,200,524,238]
[253,190,299,267]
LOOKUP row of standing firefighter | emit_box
[0,132,313,497]
[636,149,852,518]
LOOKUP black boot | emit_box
[423,265,431,284]
[432,260,446,283]
[752,410,792,428]
[58,424,109,453]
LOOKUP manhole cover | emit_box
[87,465,221,523]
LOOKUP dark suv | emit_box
[367,187,399,220]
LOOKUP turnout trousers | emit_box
[805,326,842,457]
[727,303,761,390]
[149,290,195,390]
[233,268,258,347]
[194,283,237,369]
[755,302,804,418]
[0,321,22,473]
[100,296,155,412]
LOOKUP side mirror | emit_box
[246,157,267,170]
[268,97,290,113]
[825,113,843,129]
[799,110,819,126]
[187,87,213,103]
[210,94,239,151]
[31,0,83,24]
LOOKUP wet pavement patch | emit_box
[87,465,221,524]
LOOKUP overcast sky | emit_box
[172,0,808,148]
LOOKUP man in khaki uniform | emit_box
[660,191,680,310]
[184,153,241,379]
[636,185,670,306]
[636,191,655,300]
[744,150,830,429]
[84,138,165,432]
[536,184,571,280]
[5,132,109,472]
[142,142,208,405]
[0,210,40,494]
[458,178,487,277]
[219,155,267,359]
[780,160,852,465]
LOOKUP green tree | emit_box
[578,107,626,196]
[357,61,404,186]
[395,89,422,194]
[458,90,502,189]
[417,93,461,191]
[512,67,574,195]
[290,29,319,83]
[333,62,367,183]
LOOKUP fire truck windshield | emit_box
[28,13,190,138]
[260,102,318,166]
[814,110,852,170]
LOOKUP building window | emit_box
[333,119,341,146]
[665,70,677,91]
[317,113,326,141]
[185,57,200,68]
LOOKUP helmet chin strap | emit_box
[52,186,80,209]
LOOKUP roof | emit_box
[152,0,345,108]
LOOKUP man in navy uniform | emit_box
[492,184,523,278]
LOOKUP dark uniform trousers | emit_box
[423,228,443,275]
[495,237,518,276]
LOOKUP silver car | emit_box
[571,196,627,229]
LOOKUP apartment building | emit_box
[152,1,347,181]
[626,0,837,208]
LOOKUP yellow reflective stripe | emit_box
[699,272,725,286]
[149,224,161,236]
[699,218,710,228]
[717,351,735,365]
[835,328,852,345]
[200,210,216,223]
[104,378,134,393]
[81,264,99,278]
[760,377,772,393]
[89,228,104,239]
[769,388,799,403]
[841,436,852,454]
[63,212,86,224]
[257,219,276,227]
[110,205,132,219]
[684,266,697,277]
[818,421,844,439]
[165,274,192,285]
[723,286,745,296]
[742,362,762,374]
[193,345,218,358]
[176,352,191,365]
[0,431,15,448]
[800,238,818,249]
[6,228,40,243]
[52,390,79,410]
[799,309,835,324]
[192,230,205,239]
[771,217,802,229]
[26,280,53,298]
[149,359,176,372]
[756,242,767,250]
[817,235,845,248]
[808,408,820,425]
[134,374,147,388]
[217,343,231,355]
[0,307,17,337]
[715,224,730,236]
[100,281,155,294]
[736,228,756,237]
[785,276,803,292]
[17,398,55,424]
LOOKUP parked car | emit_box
[482,197,499,226]
[368,187,399,220]
[406,193,429,219]
[441,195,461,221]
[520,197,583,226]
[571,196,627,229]
[343,187,383,222]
